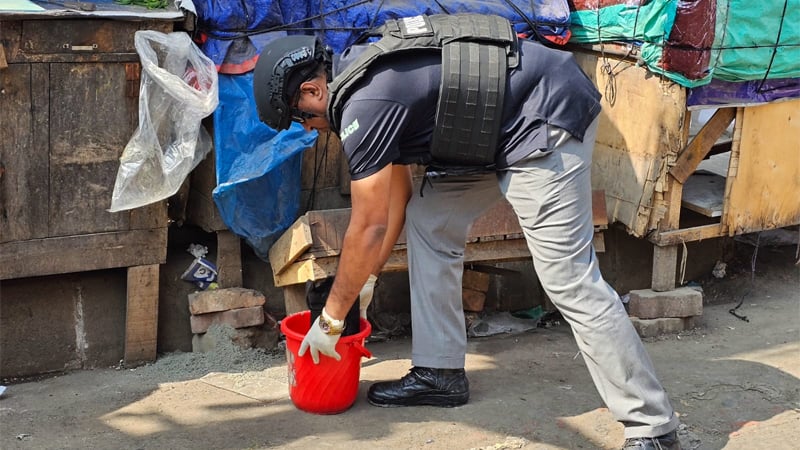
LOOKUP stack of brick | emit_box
[462,269,492,312]
[626,287,703,337]
[188,287,277,352]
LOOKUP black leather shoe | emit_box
[622,430,681,450]
[367,367,469,407]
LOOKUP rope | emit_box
[757,0,788,93]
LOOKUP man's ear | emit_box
[300,77,325,100]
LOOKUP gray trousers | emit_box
[405,118,678,438]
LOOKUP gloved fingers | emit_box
[298,339,309,357]
[329,348,342,361]
[359,274,378,318]
[310,347,320,364]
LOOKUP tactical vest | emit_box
[327,14,519,167]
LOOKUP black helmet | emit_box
[253,35,332,131]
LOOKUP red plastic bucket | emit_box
[280,310,372,414]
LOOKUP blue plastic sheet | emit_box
[191,0,571,68]
[212,73,317,259]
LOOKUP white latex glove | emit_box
[298,311,342,364]
[359,274,378,319]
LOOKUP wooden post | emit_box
[216,230,242,288]
[652,174,683,292]
[283,284,307,315]
[124,264,159,366]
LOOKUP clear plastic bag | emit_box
[109,30,219,212]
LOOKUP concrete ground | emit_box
[1,243,798,450]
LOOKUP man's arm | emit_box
[324,163,396,320]
[373,164,412,274]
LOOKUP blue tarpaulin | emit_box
[211,73,317,259]
[191,0,571,72]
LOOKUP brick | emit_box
[188,287,265,315]
[190,306,265,334]
[462,288,486,312]
[629,316,699,338]
[192,318,279,352]
[627,287,703,319]
[463,270,491,292]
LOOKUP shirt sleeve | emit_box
[338,99,409,180]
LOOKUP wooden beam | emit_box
[283,284,308,315]
[670,108,736,183]
[651,174,684,292]
[649,224,725,247]
[124,264,159,367]
[724,101,800,234]
[0,228,167,280]
[0,42,8,70]
[268,215,312,275]
[216,230,242,288]
[273,258,338,287]
[592,189,608,229]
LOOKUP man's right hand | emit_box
[298,311,342,364]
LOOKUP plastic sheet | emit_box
[211,73,317,260]
[687,77,800,109]
[569,0,800,88]
[109,31,218,212]
[188,0,572,70]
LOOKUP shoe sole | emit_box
[367,393,469,408]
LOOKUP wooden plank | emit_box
[124,264,159,366]
[273,238,533,287]
[22,20,144,55]
[468,200,525,239]
[301,131,342,193]
[0,228,167,280]
[283,284,308,315]
[0,63,49,243]
[129,201,169,230]
[307,208,353,253]
[670,108,736,183]
[2,20,172,65]
[592,189,608,228]
[681,173,725,217]
[273,258,337,287]
[216,230,243,288]
[49,62,134,236]
[649,224,725,247]
[268,215,312,275]
[279,190,608,266]
[574,50,688,237]
[593,232,605,253]
[720,108,743,231]
[186,146,228,232]
[0,42,7,70]
[651,173,684,292]
[724,100,800,235]
[696,151,730,178]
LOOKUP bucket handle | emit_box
[352,341,372,359]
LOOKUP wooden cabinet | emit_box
[0,18,175,364]
[0,19,172,278]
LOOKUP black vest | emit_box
[327,14,519,167]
